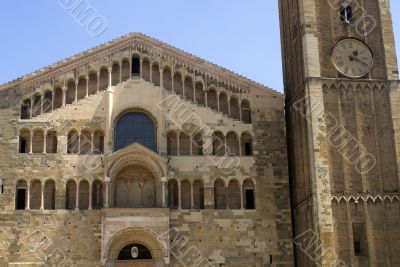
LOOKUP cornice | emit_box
[0,33,283,99]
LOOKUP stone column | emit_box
[43,131,47,154]
[149,60,153,83]
[29,130,33,154]
[40,94,44,115]
[227,96,231,117]
[97,72,100,93]
[160,68,164,89]
[182,76,185,98]
[75,182,79,210]
[204,91,208,107]
[74,81,78,102]
[193,79,196,102]
[90,133,94,154]
[51,90,55,111]
[26,184,30,210]
[108,67,112,88]
[104,85,114,154]
[217,92,220,112]
[86,76,89,97]
[40,182,44,210]
[88,181,93,210]
[177,132,181,156]
[161,176,167,208]
[62,86,67,106]
[104,177,110,208]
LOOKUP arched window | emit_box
[226,132,239,156]
[193,180,204,209]
[77,77,86,100]
[142,59,150,82]
[32,129,44,153]
[207,89,218,110]
[212,131,225,156]
[241,100,251,124]
[46,131,57,153]
[88,73,98,95]
[121,59,130,81]
[243,179,255,209]
[99,67,109,91]
[214,179,226,209]
[112,63,120,86]
[230,97,240,120]
[167,179,178,209]
[65,180,76,210]
[21,99,31,119]
[228,180,241,209]
[93,130,104,154]
[192,133,203,156]
[195,82,204,105]
[167,131,178,155]
[80,130,91,155]
[32,94,42,117]
[43,91,53,113]
[132,56,140,76]
[19,129,30,153]
[163,67,172,91]
[67,130,79,154]
[30,179,41,210]
[219,92,229,115]
[152,63,160,86]
[181,180,191,209]
[92,180,103,209]
[79,180,90,210]
[241,132,253,156]
[44,180,56,210]
[184,76,194,101]
[115,112,156,151]
[16,180,28,210]
[66,81,76,104]
[179,133,191,156]
[173,73,183,95]
[53,88,63,109]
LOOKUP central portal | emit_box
[114,165,156,208]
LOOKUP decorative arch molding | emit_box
[105,227,166,262]
[331,194,400,204]
[105,143,166,179]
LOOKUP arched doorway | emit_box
[114,165,156,208]
[115,112,156,152]
[106,228,166,267]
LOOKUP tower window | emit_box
[352,223,367,256]
[340,4,353,23]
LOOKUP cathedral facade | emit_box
[0,0,399,266]
[0,33,292,266]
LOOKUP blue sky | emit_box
[0,1,399,92]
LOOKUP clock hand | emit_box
[349,56,369,66]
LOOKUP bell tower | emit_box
[279,0,400,266]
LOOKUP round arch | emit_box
[114,110,157,152]
[106,227,166,262]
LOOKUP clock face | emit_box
[331,38,373,78]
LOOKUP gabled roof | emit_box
[0,32,282,98]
